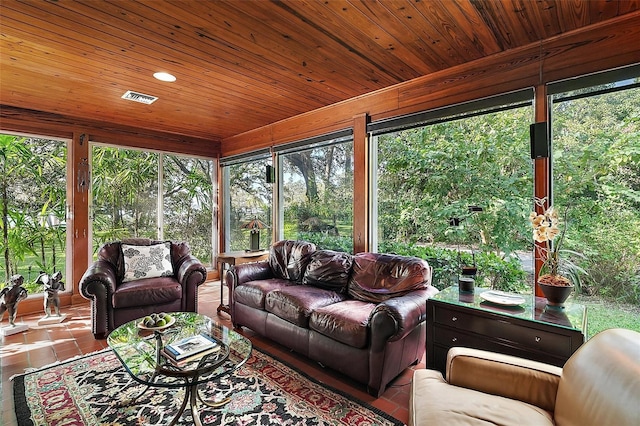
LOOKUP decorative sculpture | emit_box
[37,271,65,317]
[0,274,28,326]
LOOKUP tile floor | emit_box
[1,281,420,425]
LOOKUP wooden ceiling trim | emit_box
[395,44,539,109]
[222,86,400,158]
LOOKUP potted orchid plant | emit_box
[530,206,586,305]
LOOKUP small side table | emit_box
[216,250,269,316]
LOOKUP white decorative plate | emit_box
[479,290,526,306]
[137,315,176,331]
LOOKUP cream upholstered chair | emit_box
[410,328,640,426]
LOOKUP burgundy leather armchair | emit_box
[79,238,207,338]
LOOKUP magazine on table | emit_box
[163,333,219,361]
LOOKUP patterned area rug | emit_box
[13,346,403,425]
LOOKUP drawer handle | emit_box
[535,336,541,342]
[451,316,458,322]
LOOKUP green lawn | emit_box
[576,295,640,339]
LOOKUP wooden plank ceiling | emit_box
[1,0,638,144]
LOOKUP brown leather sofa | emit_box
[228,239,439,396]
[409,328,640,426]
[79,238,207,338]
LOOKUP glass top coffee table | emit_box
[107,312,252,426]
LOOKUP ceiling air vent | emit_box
[121,90,158,105]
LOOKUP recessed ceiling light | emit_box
[153,72,176,82]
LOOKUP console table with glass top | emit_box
[107,312,252,426]
[426,286,587,375]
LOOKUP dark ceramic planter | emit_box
[539,282,574,306]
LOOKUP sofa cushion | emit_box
[348,252,431,303]
[122,242,174,282]
[309,300,375,348]
[112,276,182,308]
[265,286,346,327]
[269,240,316,282]
[409,369,554,426]
[234,278,295,310]
[303,249,353,292]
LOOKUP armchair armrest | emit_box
[446,347,562,412]
[175,255,207,311]
[79,259,118,298]
[78,259,118,338]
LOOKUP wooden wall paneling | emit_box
[352,113,369,254]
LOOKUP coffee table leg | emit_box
[167,385,192,426]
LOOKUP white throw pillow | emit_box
[122,242,174,282]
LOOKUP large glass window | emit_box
[551,75,640,325]
[92,146,158,243]
[223,156,273,252]
[162,154,215,266]
[0,134,67,295]
[91,145,215,267]
[372,97,533,291]
[278,135,354,253]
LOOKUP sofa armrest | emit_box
[446,347,562,412]
[369,287,439,345]
[229,260,273,287]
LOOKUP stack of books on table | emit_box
[162,333,220,367]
